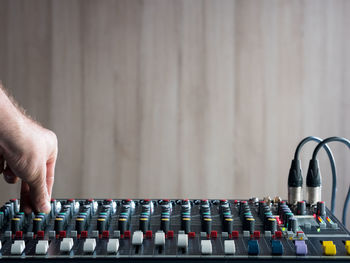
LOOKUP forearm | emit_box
[0,83,58,213]
[0,85,27,153]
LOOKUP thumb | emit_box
[27,166,51,213]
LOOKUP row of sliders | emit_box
[8,238,120,255]
[5,233,350,256]
[60,238,119,254]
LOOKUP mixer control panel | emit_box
[0,198,349,261]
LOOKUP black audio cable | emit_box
[311,136,350,227]
[289,136,336,213]
[344,187,350,227]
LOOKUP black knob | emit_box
[265,216,277,234]
[11,217,21,232]
[75,217,86,233]
[201,216,212,234]
[54,217,65,232]
[118,218,128,234]
[297,201,306,215]
[181,217,191,233]
[284,212,294,227]
[139,217,150,233]
[160,217,170,233]
[288,217,298,232]
[50,199,57,217]
[258,201,266,215]
[223,217,233,233]
[243,216,255,233]
[97,217,108,233]
[33,217,44,233]
[317,201,326,217]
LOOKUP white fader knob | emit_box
[11,240,25,255]
[154,231,165,246]
[132,231,144,246]
[177,234,188,250]
[201,240,212,255]
[107,239,119,254]
[60,238,74,252]
[35,240,49,255]
[83,238,96,253]
[224,240,236,254]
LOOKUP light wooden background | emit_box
[0,0,349,225]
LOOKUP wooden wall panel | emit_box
[0,0,349,225]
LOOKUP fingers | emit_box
[3,166,19,184]
[46,158,56,199]
[20,181,32,214]
[27,165,51,213]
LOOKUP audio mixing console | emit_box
[0,198,348,262]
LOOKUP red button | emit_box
[15,231,23,239]
[163,199,170,202]
[167,230,174,238]
[146,230,153,238]
[275,231,282,238]
[37,231,45,239]
[210,231,218,238]
[124,230,131,238]
[59,231,66,238]
[102,231,109,238]
[231,231,239,238]
[68,199,74,202]
[254,231,260,238]
[81,231,88,238]
[188,232,196,238]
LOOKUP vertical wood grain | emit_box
[0,0,349,225]
[50,0,84,197]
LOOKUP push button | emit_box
[322,241,336,256]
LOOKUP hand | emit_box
[0,85,58,214]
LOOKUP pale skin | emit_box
[0,84,57,214]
